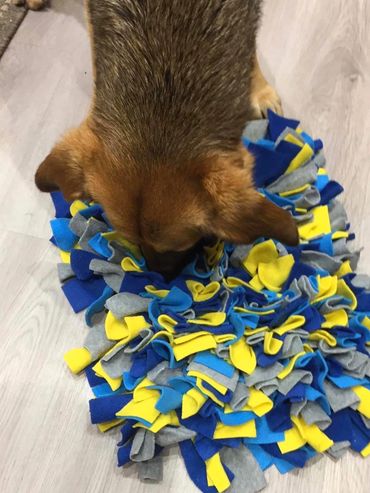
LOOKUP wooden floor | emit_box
[0,1,369,492]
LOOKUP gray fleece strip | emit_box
[105,292,151,318]
[278,370,313,396]
[309,149,326,168]
[230,244,253,268]
[255,378,280,397]
[289,275,318,300]
[123,329,153,354]
[211,265,226,282]
[137,455,163,482]
[246,333,266,346]
[69,212,88,236]
[221,445,267,493]
[215,344,230,360]
[78,218,110,252]
[351,274,370,290]
[104,273,125,292]
[333,351,369,378]
[244,362,284,388]
[299,401,332,430]
[276,242,289,257]
[146,361,170,381]
[326,441,351,461]
[332,238,350,256]
[180,309,196,319]
[220,291,231,313]
[318,296,352,313]
[107,241,129,264]
[187,362,239,391]
[267,162,318,194]
[294,211,314,224]
[90,259,124,276]
[130,429,156,462]
[329,200,348,232]
[334,250,362,271]
[294,186,321,209]
[155,426,196,447]
[84,320,116,360]
[57,263,75,283]
[242,119,269,142]
[101,346,132,379]
[323,381,360,412]
[230,380,250,411]
[89,258,125,292]
[318,341,354,356]
[291,400,307,416]
[146,361,184,386]
[301,250,342,275]
[281,334,305,359]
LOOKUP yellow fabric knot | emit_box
[322,309,348,328]
[121,256,142,272]
[205,453,231,492]
[145,285,170,297]
[172,332,217,360]
[64,347,92,374]
[285,143,314,173]
[313,276,338,303]
[204,240,225,266]
[298,205,331,240]
[243,240,278,276]
[182,387,208,419]
[264,332,284,355]
[186,280,221,301]
[188,312,226,326]
[229,338,257,375]
[213,420,256,439]
[70,200,88,216]
[105,311,150,341]
[257,254,295,292]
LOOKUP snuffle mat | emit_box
[48,111,370,493]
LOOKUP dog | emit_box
[35,0,298,277]
[12,0,47,10]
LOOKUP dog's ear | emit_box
[201,148,299,246]
[35,146,86,201]
[212,191,300,246]
[35,124,98,201]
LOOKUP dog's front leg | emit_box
[250,54,283,118]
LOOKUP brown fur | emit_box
[35,0,298,275]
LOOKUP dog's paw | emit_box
[12,0,47,8]
[26,0,47,10]
[251,83,283,119]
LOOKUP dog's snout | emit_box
[141,244,192,280]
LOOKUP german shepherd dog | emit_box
[35,0,298,276]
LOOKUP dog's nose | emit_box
[141,244,192,280]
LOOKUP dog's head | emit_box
[35,124,298,277]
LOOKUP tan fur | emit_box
[35,1,298,276]
[250,55,283,118]
[12,0,47,10]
